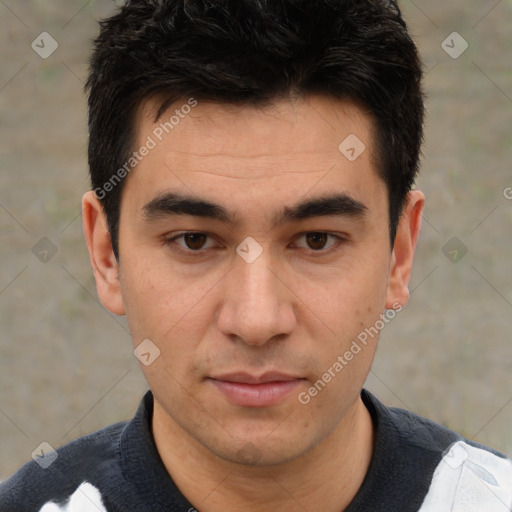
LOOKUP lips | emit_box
[208,372,305,407]
[212,372,301,384]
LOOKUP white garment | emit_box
[39,482,107,512]
[419,441,512,511]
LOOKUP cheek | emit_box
[303,254,390,385]
[313,257,390,333]
[120,256,218,358]
[119,255,181,341]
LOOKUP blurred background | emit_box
[1,0,511,480]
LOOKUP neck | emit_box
[152,396,374,512]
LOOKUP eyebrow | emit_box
[142,190,368,227]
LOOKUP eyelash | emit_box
[162,231,347,257]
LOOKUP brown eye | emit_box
[183,233,208,250]
[165,232,217,254]
[305,232,329,250]
[293,232,344,254]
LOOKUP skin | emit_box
[82,95,424,511]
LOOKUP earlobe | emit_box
[82,191,126,316]
[385,190,425,310]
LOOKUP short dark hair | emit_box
[86,0,424,260]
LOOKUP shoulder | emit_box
[362,390,512,511]
[418,439,512,511]
[0,420,127,512]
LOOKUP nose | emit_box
[216,243,297,346]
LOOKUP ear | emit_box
[82,191,126,315]
[385,190,425,309]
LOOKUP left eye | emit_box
[293,232,342,252]
[165,232,343,254]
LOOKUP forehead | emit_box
[121,94,385,219]
[135,95,377,173]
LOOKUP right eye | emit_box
[163,232,219,255]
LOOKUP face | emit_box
[84,95,421,466]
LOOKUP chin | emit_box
[207,434,315,467]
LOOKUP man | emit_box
[1,0,511,510]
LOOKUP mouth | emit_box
[207,372,306,408]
